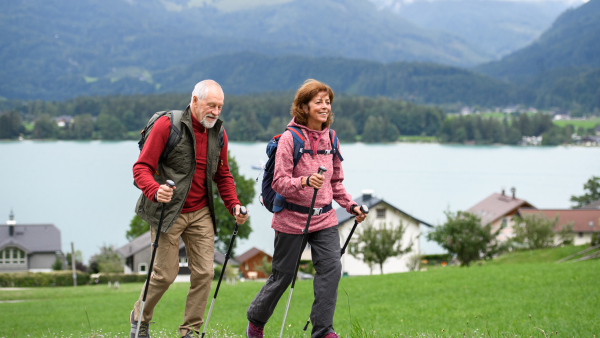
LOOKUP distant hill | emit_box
[369,0,575,59]
[474,0,600,113]
[477,0,600,82]
[155,53,532,106]
[0,0,490,101]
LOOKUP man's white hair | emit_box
[191,80,223,104]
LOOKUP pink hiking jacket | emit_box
[271,118,357,235]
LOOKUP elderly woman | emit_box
[246,79,366,338]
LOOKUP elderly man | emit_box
[130,80,248,338]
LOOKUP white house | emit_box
[337,190,432,275]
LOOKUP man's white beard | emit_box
[200,114,218,128]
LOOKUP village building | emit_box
[235,247,272,279]
[466,188,535,241]
[517,208,600,245]
[116,231,238,279]
[581,199,600,210]
[0,210,65,273]
[336,190,432,276]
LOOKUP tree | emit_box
[52,257,63,270]
[427,211,499,267]
[212,152,255,256]
[570,176,600,208]
[0,111,24,139]
[126,215,150,241]
[33,114,57,139]
[66,250,88,272]
[72,114,94,140]
[89,245,124,273]
[331,117,357,142]
[350,220,413,274]
[512,214,557,249]
[96,113,126,140]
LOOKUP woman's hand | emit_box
[302,173,324,189]
[353,206,367,223]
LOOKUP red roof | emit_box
[235,247,272,264]
[518,208,600,232]
[467,193,534,225]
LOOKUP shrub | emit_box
[512,214,558,249]
[94,273,147,284]
[427,211,500,267]
[0,271,90,287]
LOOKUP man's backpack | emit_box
[133,110,183,189]
[260,126,343,213]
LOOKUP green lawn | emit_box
[1,249,598,338]
[552,118,600,129]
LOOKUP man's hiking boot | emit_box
[130,310,150,338]
[323,333,339,338]
[182,330,198,338]
[246,322,264,338]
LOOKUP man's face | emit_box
[191,84,224,128]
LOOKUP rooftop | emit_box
[467,190,534,225]
[518,208,600,232]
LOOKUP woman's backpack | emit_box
[260,126,343,213]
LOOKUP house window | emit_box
[376,208,386,219]
[138,263,147,274]
[0,248,26,266]
[179,257,188,267]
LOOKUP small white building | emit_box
[337,191,432,275]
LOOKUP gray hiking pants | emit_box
[247,226,342,338]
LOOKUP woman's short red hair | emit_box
[290,79,335,129]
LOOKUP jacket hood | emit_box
[287,118,329,135]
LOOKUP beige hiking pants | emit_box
[133,207,215,336]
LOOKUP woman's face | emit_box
[305,91,331,128]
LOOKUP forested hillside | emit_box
[371,0,572,59]
[478,0,600,81]
[2,93,597,146]
[0,0,488,100]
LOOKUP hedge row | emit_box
[0,271,152,287]
[0,271,90,287]
[94,273,147,284]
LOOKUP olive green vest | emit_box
[135,106,224,234]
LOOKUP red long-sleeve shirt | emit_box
[133,114,240,215]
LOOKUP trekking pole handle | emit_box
[317,166,327,175]
[239,206,247,216]
[165,180,175,188]
[358,205,369,215]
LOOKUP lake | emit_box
[1,141,599,262]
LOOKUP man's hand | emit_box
[234,204,249,224]
[353,206,367,223]
[155,184,175,203]
[302,173,324,190]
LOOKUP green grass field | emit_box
[552,118,600,129]
[1,246,598,338]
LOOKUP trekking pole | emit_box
[279,166,327,338]
[201,206,247,338]
[135,179,175,338]
[303,205,369,331]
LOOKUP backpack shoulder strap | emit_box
[286,126,306,168]
[218,125,225,149]
[159,110,184,162]
[329,129,343,162]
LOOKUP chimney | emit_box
[361,189,374,202]
[501,188,505,196]
[7,209,16,237]
[511,187,516,199]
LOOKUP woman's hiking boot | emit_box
[323,333,339,338]
[246,322,264,338]
[130,310,151,338]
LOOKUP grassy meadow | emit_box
[0,246,598,338]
